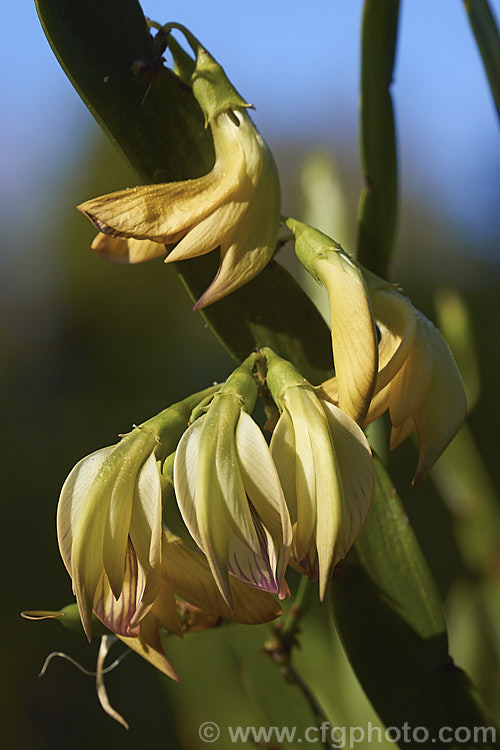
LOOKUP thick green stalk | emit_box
[357,0,400,278]
[464,0,500,120]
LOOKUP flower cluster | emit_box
[53,345,378,678]
[40,22,466,701]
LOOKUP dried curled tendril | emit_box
[39,636,131,729]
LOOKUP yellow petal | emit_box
[58,447,114,639]
[20,610,65,621]
[192,142,280,310]
[93,540,148,637]
[57,446,113,575]
[304,399,343,600]
[162,529,282,624]
[372,288,418,391]
[282,389,319,564]
[316,253,378,424]
[103,472,135,602]
[364,381,392,425]
[322,400,374,557]
[78,113,246,243]
[119,611,179,682]
[386,313,434,428]
[164,196,247,263]
[269,410,298,524]
[390,417,415,450]
[91,233,167,264]
[128,452,163,622]
[207,401,260,552]
[176,409,237,605]
[150,574,183,637]
[236,410,292,546]
[173,417,203,545]
[101,431,156,600]
[317,377,339,405]
[412,321,467,484]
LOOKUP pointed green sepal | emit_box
[167,34,196,84]
[284,216,344,284]
[262,347,309,408]
[219,352,260,413]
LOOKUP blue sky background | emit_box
[2,0,499,276]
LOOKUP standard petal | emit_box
[226,110,264,184]
[91,233,168,264]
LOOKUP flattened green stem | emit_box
[357,0,400,278]
[464,0,500,120]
